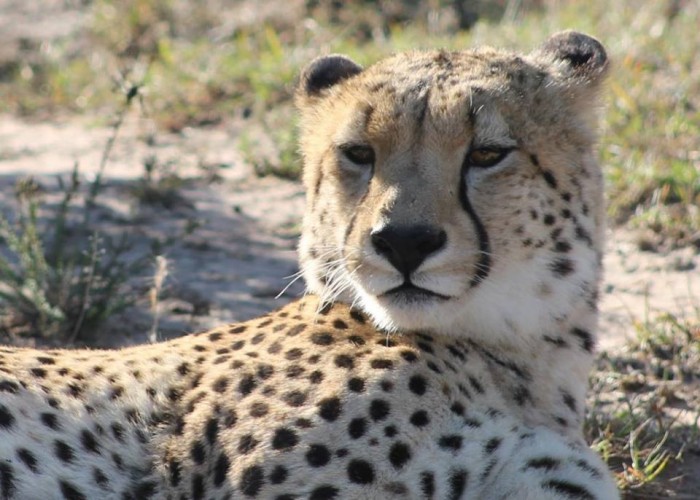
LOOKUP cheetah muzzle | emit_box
[0,31,619,499]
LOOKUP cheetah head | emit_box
[295,32,609,346]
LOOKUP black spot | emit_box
[285,348,303,360]
[256,364,274,380]
[272,427,299,450]
[439,435,463,451]
[208,332,222,342]
[527,457,560,471]
[285,364,304,378]
[213,452,230,487]
[203,418,219,446]
[0,463,15,499]
[574,459,602,478]
[410,410,430,427]
[447,345,466,361]
[542,480,594,500]
[310,485,339,500]
[350,310,366,324]
[0,404,14,429]
[554,241,572,253]
[513,385,531,406]
[369,399,390,421]
[421,471,435,497]
[575,224,593,245]
[54,440,75,463]
[81,429,100,454]
[36,356,55,365]
[110,422,126,442]
[400,350,418,362]
[249,401,269,417]
[570,327,594,352]
[306,444,331,467]
[347,459,375,484]
[191,473,205,499]
[311,332,335,346]
[380,380,394,392]
[283,390,307,407]
[212,376,229,393]
[318,397,342,421]
[309,370,324,384]
[238,434,259,454]
[543,335,568,347]
[269,465,288,484]
[59,479,86,500]
[94,467,109,487]
[251,332,266,345]
[348,418,367,439]
[238,374,257,396]
[240,465,265,497]
[231,340,245,350]
[484,437,502,454]
[112,452,124,470]
[451,402,465,415]
[347,377,365,392]
[347,335,366,346]
[370,358,393,370]
[542,169,558,189]
[191,440,206,464]
[16,448,38,472]
[449,469,469,500]
[408,374,428,395]
[468,376,484,394]
[543,214,556,226]
[286,324,306,337]
[168,459,181,486]
[384,425,398,437]
[550,257,575,276]
[388,442,411,469]
[334,354,354,369]
[562,391,577,412]
[30,367,47,378]
[223,409,238,428]
[416,342,433,354]
[332,319,348,330]
[0,380,19,393]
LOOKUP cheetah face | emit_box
[296,32,608,344]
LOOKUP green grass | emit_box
[586,312,700,497]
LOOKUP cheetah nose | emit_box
[371,225,447,276]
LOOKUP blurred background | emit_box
[0,1,698,496]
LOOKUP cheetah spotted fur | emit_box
[0,31,619,499]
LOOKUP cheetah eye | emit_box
[466,147,511,168]
[340,144,375,167]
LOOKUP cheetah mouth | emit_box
[382,282,452,303]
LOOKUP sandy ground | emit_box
[1,113,698,352]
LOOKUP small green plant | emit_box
[586,310,699,497]
[0,84,164,344]
[131,154,191,209]
[0,168,154,343]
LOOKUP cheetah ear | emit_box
[297,55,363,99]
[538,31,608,83]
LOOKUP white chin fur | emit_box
[350,251,598,347]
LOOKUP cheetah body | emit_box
[0,32,619,499]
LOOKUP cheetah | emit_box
[0,31,619,499]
